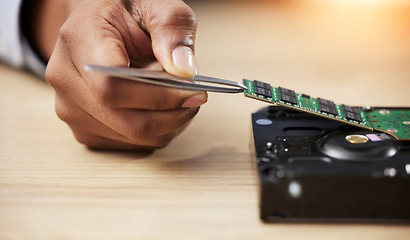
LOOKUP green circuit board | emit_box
[366,109,410,140]
[243,79,410,140]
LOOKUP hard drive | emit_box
[251,106,410,222]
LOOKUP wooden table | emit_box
[1,1,409,239]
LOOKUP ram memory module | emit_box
[243,79,410,140]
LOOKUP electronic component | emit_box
[243,79,410,140]
[344,111,362,122]
[253,80,272,98]
[318,98,337,115]
[252,106,410,222]
[254,87,272,98]
[342,104,360,114]
[367,109,410,140]
[278,87,297,105]
[254,80,271,90]
[342,104,362,122]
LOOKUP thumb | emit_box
[134,0,198,77]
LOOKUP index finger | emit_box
[60,0,205,110]
[87,72,207,110]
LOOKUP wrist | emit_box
[21,0,78,61]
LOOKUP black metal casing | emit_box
[251,106,410,222]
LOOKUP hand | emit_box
[45,0,207,150]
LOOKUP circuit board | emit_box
[243,79,410,140]
[366,109,410,140]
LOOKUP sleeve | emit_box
[0,0,47,79]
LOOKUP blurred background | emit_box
[186,0,410,107]
[1,2,409,237]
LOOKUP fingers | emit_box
[45,0,205,150]
[57,1,132,71]
[53,0,205,111]
[47,48,206,111]
[50,70,201,140]
[131,0,198,77]
[55,94,197,148]
[85,73,207,110]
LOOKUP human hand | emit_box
[45,0,207,150]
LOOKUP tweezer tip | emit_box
[239,84,247,91]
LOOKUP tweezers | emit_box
[84,64,247,93]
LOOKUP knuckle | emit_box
[45,65,60,89]
[58,21,76,46]
[54,100,73,124]
[58,24,70,41]
[169,6,197,25]
[154,5,197,31]
[58,14,83,39]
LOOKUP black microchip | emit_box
[301,94,311,99]
[279,87,295,96]
[255,87,272,98]
[319,104,337,115]
[317,98,337,115]
[342,104,362,122]
[318,98,335,107]
[278,87,297,105]
[280,94,297,105]
[254,80,271,90]
[342,104,359,114]
[345,111,362,122]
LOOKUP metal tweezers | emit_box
[84,64,247,93]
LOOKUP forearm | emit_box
[21,0,79,61]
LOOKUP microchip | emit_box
[255,87,272,98]
[243,79,410,140]
[342,104,360,114]
[254,80,271,90]
[318,98,335,107]
[278,87,297,105]
[319,105,337,115]
[318,98,337,115]
[342,104,362,122]
[280,94,298,105]
[279,87,296,96]
[345,111,362,122]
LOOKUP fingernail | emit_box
[172,46,198,77]
[182,93,207,108]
